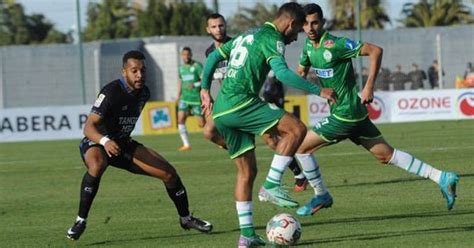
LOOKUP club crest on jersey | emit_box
[94,94,106,107]
[323,50,332,62]
[276,41,285,55]
[324,40,334,48]
[190,66,195,72]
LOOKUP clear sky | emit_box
[15,0,474,33]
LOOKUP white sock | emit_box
[236,201,253,230]
[264,155,293,188]
[294,172,305,179]
[76,216,86,223]
[295,153,328,196]
[389,149,442,184]
[178,124,190,147]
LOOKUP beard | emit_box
[211,32,227,42]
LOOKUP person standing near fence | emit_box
[408,63,426,90]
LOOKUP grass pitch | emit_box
[1,120,473,247]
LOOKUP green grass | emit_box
[1,120,473,247]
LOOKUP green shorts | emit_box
[214,100,285,159]
[313,115,382,145]
[178,100,202,116]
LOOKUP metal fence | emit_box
[0,25,472,109]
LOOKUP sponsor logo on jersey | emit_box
[312,68,334,78]
[457,92,474,116]
[93,94,106,107]
[323,50,332,62]
[277,41,285,55]
[182,74,195,81]
[324,39,334,48]
[345,39,358,49]
[367,96,385,120]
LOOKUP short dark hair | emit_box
[122,50,145,67]
[303,3,324,20]
[275,2,305,26]
[182,47,192,53]
[207,13,225,22]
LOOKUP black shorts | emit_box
[79,137,143,172]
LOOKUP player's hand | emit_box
[319,88,337,104]
[103,140,121,157]
[360,87,374,105]
[200,89,213,116]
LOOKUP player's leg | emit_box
[263,133,307,192]
[258,112,305,208]
[129,144,213,232]
[177,107,191,151]
[294,128,334,216]
[66,141,109,240]
[193,104,206,128]
[234,150,266,247]
[360,136,459,210]
[203,112,227,149]
[212,116,266,246]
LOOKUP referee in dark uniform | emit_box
[66,50,212,241]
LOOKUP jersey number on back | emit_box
[229,35,254,68]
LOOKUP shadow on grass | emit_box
[85,230,231,246]
[331,173,473,189]
[298,209,474,246]
[299,224,474,246]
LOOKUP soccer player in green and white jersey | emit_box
[176,47,204,151]
[200,3,336,247]
[292,3,459,217]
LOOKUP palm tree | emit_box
[327,0,390,30]
[399,0,473,27]
[228,2,278,33]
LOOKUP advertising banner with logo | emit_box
[284,96,309,124]
[390,89,474,122]
[142,101,177,135]
[0,105,144,143]
[306,89,473,126]
[307,95,331,126]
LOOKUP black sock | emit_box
[165,176,190,217]
[78,172,100,219]
[288,158,302,176]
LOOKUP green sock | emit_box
[241,227,256,237]
[263,180,279,189]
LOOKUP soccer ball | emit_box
[266,213,302,245]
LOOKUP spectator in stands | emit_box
[464,62,473,79]
[408,63,427,90]
[427,60,444,89]
[464,62,474,88]
[390,64,408,91]
[374,67,390,91]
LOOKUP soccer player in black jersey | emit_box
[66,50,212,241]
[203,13,308,192]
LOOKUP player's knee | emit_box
[86,159,106,177]
[291,121,307,144]
[161,170,178,184]
[376,152,393,164]
[203,126,212,140]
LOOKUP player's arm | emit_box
[200,49,226,115]
[177,78,182,101]
[83,112,121,157]
[297,65,310,78]
[269,57,336,104]
[359,42,383,104]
